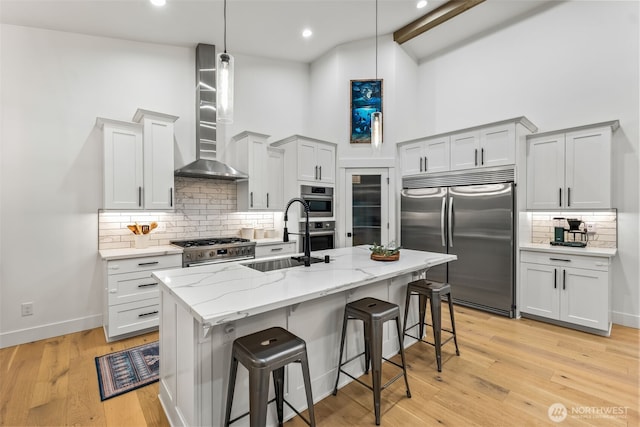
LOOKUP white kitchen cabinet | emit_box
[103,253,181,341]
[254,241,296,258]
[450,123,516,171]
[526,121,618,210]
[272,135,336,184]
[97,109,178,210]
[520,250,611,334]
[228,131,284,211]
[399,136,450,176]
[133,109,178,210]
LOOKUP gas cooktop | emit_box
[171,237,252,248]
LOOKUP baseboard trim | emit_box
[0,314,103,348]
[612,310,640,329]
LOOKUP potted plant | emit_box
[369,242,401,261]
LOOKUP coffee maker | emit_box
[550,217,587,247]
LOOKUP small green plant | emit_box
[369,241,401,256]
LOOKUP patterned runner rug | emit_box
[95,341,159,401]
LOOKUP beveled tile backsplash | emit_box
[530,211,617,248]
[98,177,277,250]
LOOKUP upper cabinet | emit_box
[97,109,178,210]
[399,136,450,175]
[228,131,284,211]
[526,121,618,210]
[398,117,536,177]
[272,135,336,184]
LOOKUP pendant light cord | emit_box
[375,0,378,80]
[223,0,228,54]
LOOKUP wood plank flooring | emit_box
[1,306,638,426]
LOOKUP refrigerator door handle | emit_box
[448,196,454,247]
[440,196,446,247]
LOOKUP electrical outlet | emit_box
[586,222,596,233]
[21,302,34,316]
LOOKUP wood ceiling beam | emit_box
[393,0,486,45]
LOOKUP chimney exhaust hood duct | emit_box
[175,43,248,180]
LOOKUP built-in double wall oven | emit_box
[300,185,333,218]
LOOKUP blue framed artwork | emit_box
[350,79,383,144]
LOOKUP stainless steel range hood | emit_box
[175,44,248,180]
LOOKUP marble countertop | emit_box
[519,242,617,258]
[152,246,457,326]
[99,245,183,260]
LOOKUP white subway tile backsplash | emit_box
[529,212,617,248]
[98,177,277,249]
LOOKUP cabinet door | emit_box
[450,131,480,171]
[248,139,267,209]
[526,134,565,209]
[565,127,612,209]
[560,267,609,330]
[143,119,175,210]
[480,123,515,168]
[316,143,335,183]
[424,136,450,173]
[103,123,144,209]
[520,262,560,320]
[399,141,424,176]
[297,141,318,181]
[266,148,284,210]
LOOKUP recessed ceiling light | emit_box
[150,0,166,6]
[417,0,428,8]
[302,28,313,38]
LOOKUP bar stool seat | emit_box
[403,279,460,372]
[333,297,411,425]
[224,326,316,427]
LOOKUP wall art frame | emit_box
[350,79,383,144]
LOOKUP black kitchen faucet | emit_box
[283,197,311,267]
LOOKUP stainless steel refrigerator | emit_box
[401,176,515,317]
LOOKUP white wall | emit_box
[0,25,310,347]
[413,1,639,327]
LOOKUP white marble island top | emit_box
[152,246,457,326]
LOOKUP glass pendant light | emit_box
[371,0,382,152]
[217,0,234,124]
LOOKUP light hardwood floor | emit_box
[1,306,638,426]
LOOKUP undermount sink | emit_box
[243,256,324,272]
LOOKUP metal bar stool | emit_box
[224,326,316,427]
[332,297,411,425]
[402,279,460,372]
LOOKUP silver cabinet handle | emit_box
[448,196,454,247]
[440,196,446,247]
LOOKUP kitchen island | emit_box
[153,246,457,427]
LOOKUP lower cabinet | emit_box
[520,250,611,334]
[103,253,181,341]
[254,241,297,258]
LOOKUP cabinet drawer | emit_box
[107,271,160,305]
[255,242,296,258]
[107,254,181,274]
[521,251,609,271]
[107,297,159,338]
